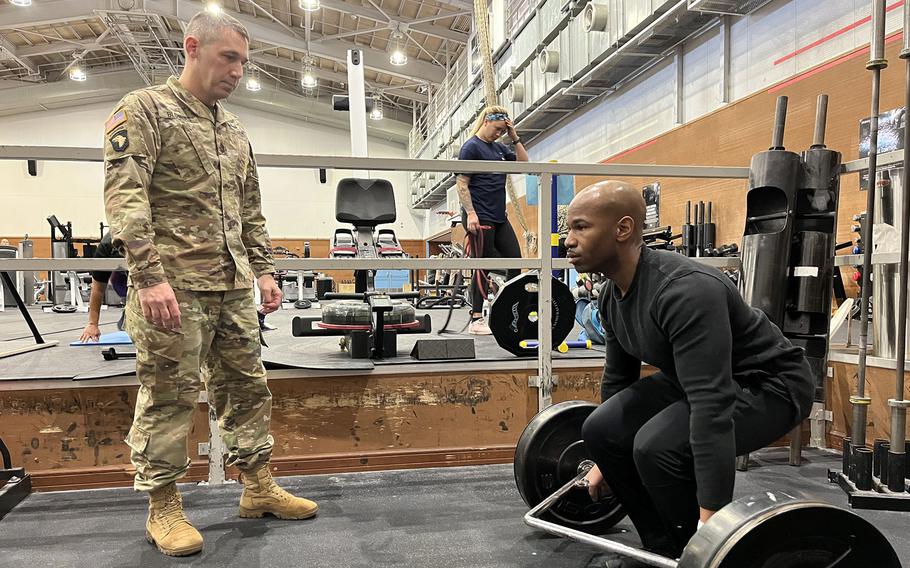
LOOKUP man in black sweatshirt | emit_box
[565,181,813,559]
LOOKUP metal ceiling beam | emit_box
[0,67,411,142]
[320,24,390,42]
[0,0,108,29]
[311,35,443,82]
[143,0,445,83]
[404,30,443,66]
[0,32,39,75]
[2,29,429,103]
[252,51,428,103]
[0,67,144,116]
[1,36,121,58]
[431,0,473,10]
[0,0,446,83]
[317,0,468,43]
[5,25,183,59]
[229,86,412,141]
[408,10,471,26]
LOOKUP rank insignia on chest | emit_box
[109,129,129,152]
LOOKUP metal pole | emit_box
[887,0,910,491]
[538,173,555,412]
[0,271,45,344]
[347,48,368,178]
[771,96,788,150]
[852,0,888,449]
[523,467,678,568]
[813,94,828,148]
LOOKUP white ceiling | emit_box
[0,0,473,142]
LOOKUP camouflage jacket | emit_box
[103,76,274,291]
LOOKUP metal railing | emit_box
[0,147,897,412]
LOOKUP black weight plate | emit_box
[514,400,626,534]
[680,493,901,568]
[490,272,576,356]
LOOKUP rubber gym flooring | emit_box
[0,448,907,568]
[0,304,603,380]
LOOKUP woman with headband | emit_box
[456,105,529,335]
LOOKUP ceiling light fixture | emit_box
[205,2,222,15]
[301,71,317,88]
[388,30,407,66]
[69,63,87,82]
[298,0,320,11]
[246,66,261,92]
[369,94,383,120]
[301,55,318,89]
[10,0,33,7]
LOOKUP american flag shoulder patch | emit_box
[105,110,127,134]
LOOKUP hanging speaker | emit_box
[584,3,609,33]
[27,160,37,177]
[538,50,560,74]
[314,167,332,187]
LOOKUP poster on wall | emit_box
[642,182,660,229]
[859,107,905,190]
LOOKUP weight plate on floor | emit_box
[490,272,576,356]
[514,400,625,534]
[680,492,901,568]
[322,300,416,326]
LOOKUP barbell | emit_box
[514,400,901,568]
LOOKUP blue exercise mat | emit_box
[70,331,133,346]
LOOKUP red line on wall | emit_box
[774,1,903,66]
[600,12,904,163]
[601,138,659,164]
[769,30,902,93]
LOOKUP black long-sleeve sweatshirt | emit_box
[598,245,814,510]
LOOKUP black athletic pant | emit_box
[581,372,797,557]
[462,214,522,315]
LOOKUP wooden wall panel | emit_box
[0,365,573,490]
[267,371,531,453]
[573,37,910,295]
[0,387,208,472]
[0,355,817,491]
[552,369,602,404]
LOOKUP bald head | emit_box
[573,180,646,239]
[564,180,647,275]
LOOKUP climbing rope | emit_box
[472,0,538,255]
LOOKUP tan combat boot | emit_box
[239,464,318,520]
[145,483,204,556]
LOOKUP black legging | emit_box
[462,213,522,315]
[581,372,797,557]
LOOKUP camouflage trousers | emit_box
[124,287,273,492]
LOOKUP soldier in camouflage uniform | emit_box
[104,11,317,557]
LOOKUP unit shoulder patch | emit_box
[109,129,129,152]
